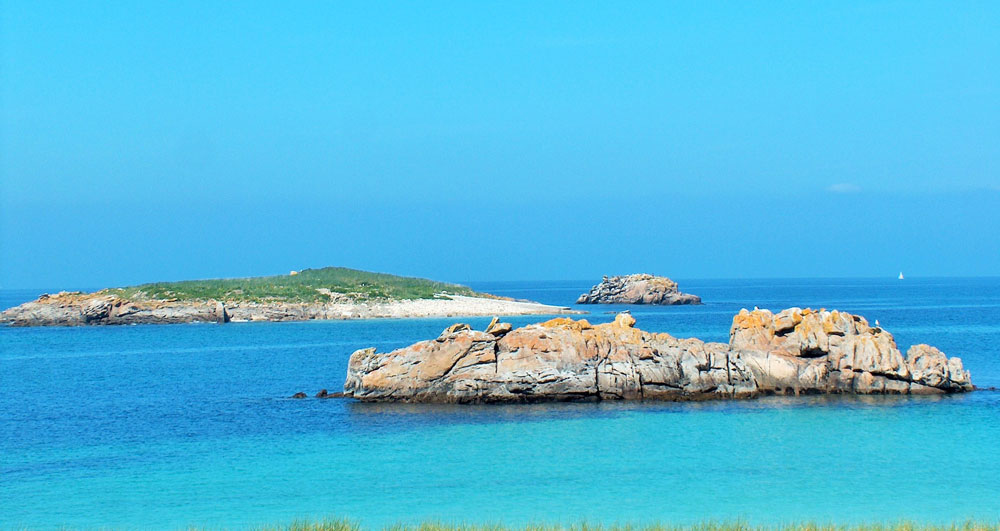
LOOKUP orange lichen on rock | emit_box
[540,317,593,331]
[612,312,636,328]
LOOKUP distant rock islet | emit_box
[576,274,701,305]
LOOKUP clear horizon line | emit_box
[3,274,1000,293]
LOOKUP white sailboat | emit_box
[898,271,904,280]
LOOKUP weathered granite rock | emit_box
[82,297,114,322]
[345,311,757,403]
[443,323,472,335]
[214,301,230,323]
[0,292,230,326]
[731,307,972,394]
[576,274,701,305]
[1,291,576,327]
[343,308,973,403]
[484,316,512,337]
[905,344,972,392]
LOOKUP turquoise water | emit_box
[2,278,999,528]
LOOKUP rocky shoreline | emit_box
[342,307,973,403]
[577,274,701,305]
[0,291,579,327]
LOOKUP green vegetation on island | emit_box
[251,520,999,531]
[102,267,482,303]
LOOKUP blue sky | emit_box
[2,1,998,288]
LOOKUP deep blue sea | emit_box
[2,278,999,529]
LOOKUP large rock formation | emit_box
[0,292,576,327]
[343,307,973,403]
[576,274,701,305]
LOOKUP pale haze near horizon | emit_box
[1,1,998,289]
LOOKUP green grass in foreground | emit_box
[248,520,999,531]
[101,267,481,303]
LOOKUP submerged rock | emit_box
[576,274,701,305]
[343,308,973,403]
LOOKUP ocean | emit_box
[2,278,999,528]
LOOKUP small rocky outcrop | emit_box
[576,274,701,305]
[0,291,231,326]
[342,308,973,403]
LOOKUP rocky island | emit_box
[577,274,701,305]
[0,267,576,327]
[343,307,972,402]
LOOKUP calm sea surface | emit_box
[2,278,999,528]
